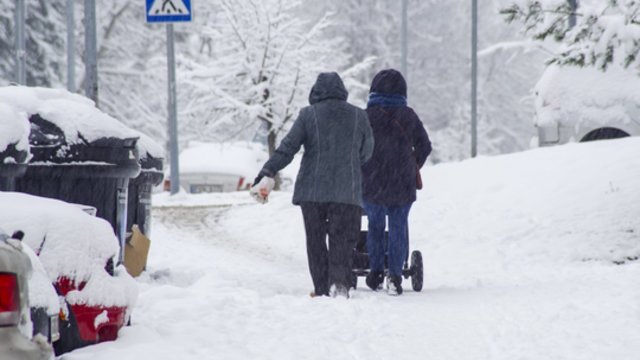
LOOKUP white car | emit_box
[176,142,267,193]
[534,64,640,145]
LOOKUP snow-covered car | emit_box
[170,141,302,193]
[175,141,267,193]
[0,192,137,355]
[534,64,640,146]
[0,229,55,360]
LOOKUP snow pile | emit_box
[0,102,30,155]
[0,192,137,308]
[535,64,640,127]
[0,86,139,145]
[179,141,266,179]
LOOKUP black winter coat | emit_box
[362,106,431,205]
[261,72,374,207]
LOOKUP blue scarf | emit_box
[367,92,407,108]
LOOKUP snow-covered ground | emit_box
[61,138,640,360]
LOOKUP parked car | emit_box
[0,229,55,360]
[534,64,640,146]
[174,141,266,193]
[0,192,138,355]
[168,141,301,193]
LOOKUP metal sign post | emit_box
[146,0,192,195]
[67,0,75,92]
[84,0,98,104]
[166,23,180,195]
[401,0,408,78]
[15,0,26,85]
[471,0,478,158]
[568,0,578,29]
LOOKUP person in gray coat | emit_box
[252,72,374,298]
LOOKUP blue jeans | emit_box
[363,201,412,277]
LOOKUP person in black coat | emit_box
[362,69,432,295]
[252,72,374,298]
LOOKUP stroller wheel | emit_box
[410,251,423,292]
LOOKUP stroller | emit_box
[351,215,423,292]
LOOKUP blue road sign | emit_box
[146,0,192,23]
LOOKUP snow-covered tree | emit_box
[91,1,167,144]
[176,0,369,156]
[501,0,640,72]
[302,0,401,85]
[303,0,545,162]
[0,0,65,86]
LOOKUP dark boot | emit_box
[366,271,384,291]
[386,275,403,296]
[329,283,350,299]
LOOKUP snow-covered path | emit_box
[61,139,640,360]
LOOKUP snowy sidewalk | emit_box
[62,139,640,360]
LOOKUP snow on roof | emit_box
[0,192,137,308]
[0,86,139,145]
[534,64,640,127]
[179,141,265,179]
[0,102,29,155]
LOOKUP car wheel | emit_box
[410,251,423,292]
[581,127,630,142]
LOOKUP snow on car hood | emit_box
[0,102,30,156]
[0,192,137,308]
[534,64,640,127]
[179,142,265,179]
[0,86,139,145]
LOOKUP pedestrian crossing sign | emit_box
[146,0,192,23]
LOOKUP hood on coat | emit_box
[309,72,349,105]
[369,69,407,97]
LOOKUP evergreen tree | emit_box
[501,0,640,71]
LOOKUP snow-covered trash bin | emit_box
[0,192,137,356]
[0,86,141,249]
[127,133,164,238]
[0,101,30,191]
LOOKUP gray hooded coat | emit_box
[260,72,374,207]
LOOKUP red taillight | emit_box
[237,176,245,191]
[0,273,20,326]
